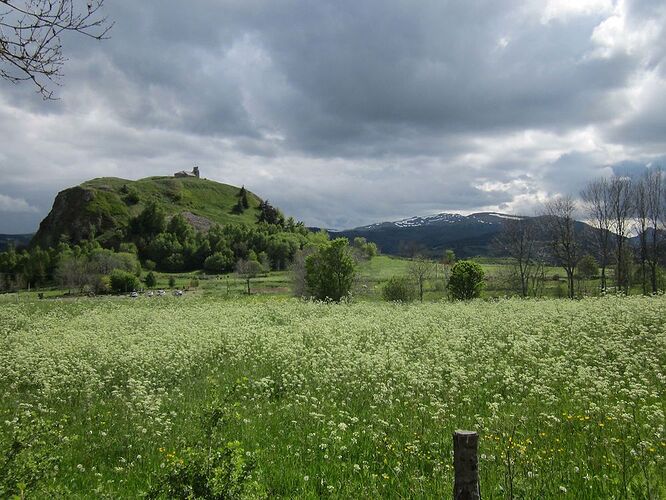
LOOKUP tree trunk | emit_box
[566,269,575,299]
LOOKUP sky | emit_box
[1,0,665,233]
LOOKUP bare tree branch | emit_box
[0,0,112,99]
[543,196,580,299]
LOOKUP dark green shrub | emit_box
[577,254,599,280]
[109,269,139,293]
[382,276,416,302]
[305,238,356,301]
[145,271,157,288]
[447,260,485,300]
[204,251,235,274]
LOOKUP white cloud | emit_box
[541,0,615,24]
[590,1,662,59]
[0,194,38,213]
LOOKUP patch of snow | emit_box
[394,213,465,227]
[486,213,523,220]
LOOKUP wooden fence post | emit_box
[453,430,480,500]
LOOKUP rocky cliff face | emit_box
[32,186,130,248]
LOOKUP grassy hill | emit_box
[32,176,263,248]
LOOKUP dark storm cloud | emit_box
[1,0,665,232]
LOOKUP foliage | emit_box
[147,441,263,500]
[239,186,250,209]
[109,269,139,293]
[305,238,356,301]
[352,237,379,260]
[204,250,235,274]
[131,201,167,237]
[381,276,416,302]
[168,276,176,288]
[443,249,456,266]
[145,271,157,288]
[236,259,264,295]
[577,254,599,279]
[0,405,64,498]
[122,186,141,205]
[448,260,485,300]
[256,200,285,227]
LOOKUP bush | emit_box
[204,251,235,274]
[145,271,157,288]
[577,254,599,280]
[168,276,176,288]
[447,260,485,300]
[382,276,416,302]
[147,401,264,500]
[146,441,262,500]
[305,239,356,301]
[123,188,140,205]
[109,269,139,294]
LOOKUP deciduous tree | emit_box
[544,196,579,299]
[407,255,435,302]
[581,178,612,291]
[305,238,355,301]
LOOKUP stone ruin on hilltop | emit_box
[174,166,200,178]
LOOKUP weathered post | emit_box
[453,430,480,500]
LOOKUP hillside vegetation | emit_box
[32,176,263,248]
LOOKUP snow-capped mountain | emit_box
[336,212,527,257]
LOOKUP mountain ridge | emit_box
[335,211,594,258]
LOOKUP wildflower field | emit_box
[1,296,664,498]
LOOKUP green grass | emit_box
[0,254,634,304]
[33,176,265,247]
[82,176,263,226]
[1,296,664,498]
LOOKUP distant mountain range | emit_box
[333,212,601,258]
[0,234,33,251]
[332,212,522,257]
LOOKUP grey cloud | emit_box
[1,0,665,232]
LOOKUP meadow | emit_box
[1,295,664,498]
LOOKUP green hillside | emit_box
[32,176,263,247]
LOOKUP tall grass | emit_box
[1,296,664,497]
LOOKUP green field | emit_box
[0,254,623,304]
[1,295,664,498]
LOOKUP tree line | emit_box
[0,193,316,294]
[498,168,665,298]
[374,168,666,302]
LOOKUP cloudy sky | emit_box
[1,0,665,233]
